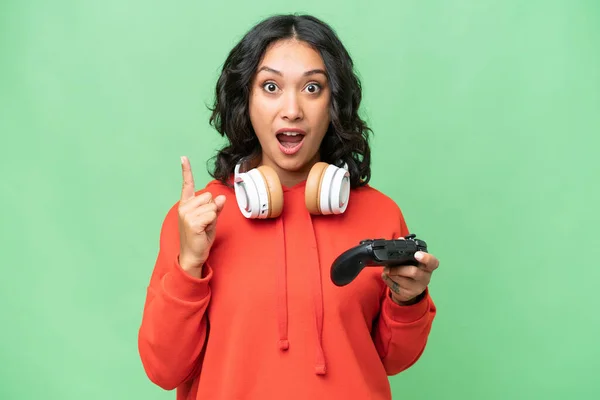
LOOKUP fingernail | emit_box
[180,156,185,164]
[415,252,424,261]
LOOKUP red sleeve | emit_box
[371,202,437,375]
[373,287,436,375]
[137,201,212,390]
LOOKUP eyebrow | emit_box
[257,66,327,77]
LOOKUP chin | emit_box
[272,152,317,173]
[261,139,320,174]
[274,157,309,172]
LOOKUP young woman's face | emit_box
[249,38,331,186]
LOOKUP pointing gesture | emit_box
[181,155,197,202]
[177,156,226,277]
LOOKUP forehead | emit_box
[258,39,325,74]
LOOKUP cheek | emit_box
[250,95,277,126]
[313,98,331,132]
[249,96,270,136]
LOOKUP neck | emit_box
[259,152,321,188]
[277,169,311,188]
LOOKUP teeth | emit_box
[280,132,301,136]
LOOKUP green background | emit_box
[1,0,599,399]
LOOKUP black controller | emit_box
[330,234,428,286]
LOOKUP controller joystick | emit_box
[330,234,428,286]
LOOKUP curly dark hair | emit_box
[207,13,372,188]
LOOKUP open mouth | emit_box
[277,132,304,147]
[276,131,305,155]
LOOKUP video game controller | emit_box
[330,234,428,286]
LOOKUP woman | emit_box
[138,13,439,400]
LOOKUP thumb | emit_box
[205,195,227,235]
[214,194,227,213]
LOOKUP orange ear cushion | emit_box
[305,162,329,215]
[256,165,283,218]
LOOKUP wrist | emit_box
[390,289,426,306]
[178,255,204,278]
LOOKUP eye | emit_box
[262,82,279,93]
[304,83,321,94]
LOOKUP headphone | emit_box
[233,157,351,219]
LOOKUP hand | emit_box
[381,239,439,305]
[178,156,226,277]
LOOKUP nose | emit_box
[280,92,303,121]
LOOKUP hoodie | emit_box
[138,177,436,400]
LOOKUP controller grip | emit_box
[330,246,371,287]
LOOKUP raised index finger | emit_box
[180,156,195,201]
